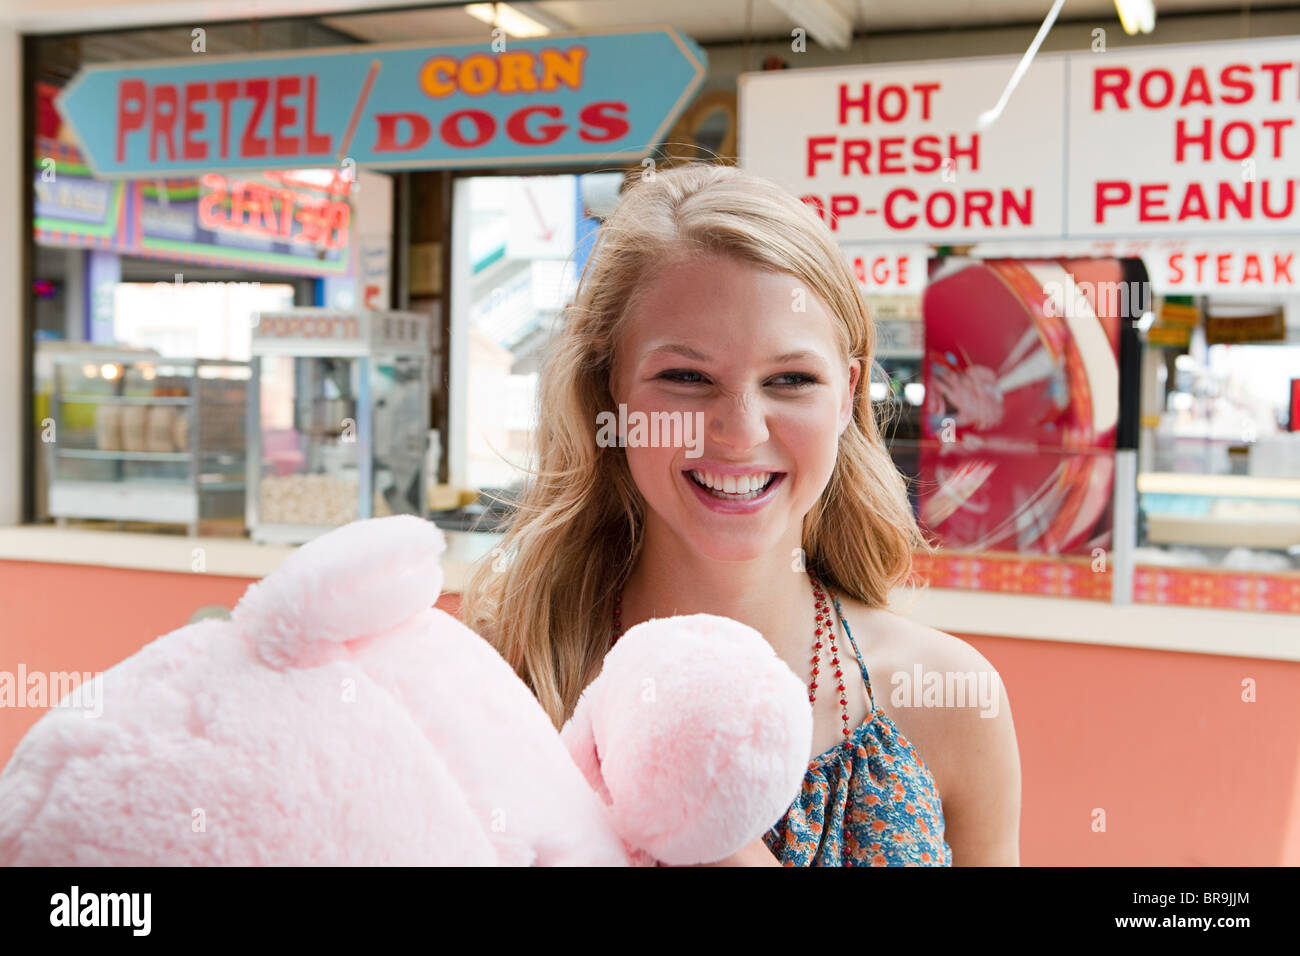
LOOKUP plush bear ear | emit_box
[232,515,446,668]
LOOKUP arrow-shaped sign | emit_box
[57,27,707,178]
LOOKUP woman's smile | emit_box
[683,468,788,514]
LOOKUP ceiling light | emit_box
[464,3,552,38]
[1114,0,1156,35]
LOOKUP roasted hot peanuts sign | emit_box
[55,28,706,176]
[1068,38,1300,236]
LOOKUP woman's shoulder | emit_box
[834,592,1014,794]
[834,592,994,677]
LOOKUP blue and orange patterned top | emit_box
[762,590,953,866]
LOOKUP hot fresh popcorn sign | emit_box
[739,57,1066,243]
[741,35,1300,242]
[56,28,706,177]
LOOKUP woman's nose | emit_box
[706,389,770,452]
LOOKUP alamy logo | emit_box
[0,666,102,718]
[50,886,151,936]
[889,665,1002,718]
[1042,273,1151,320]
[595,404,705,458]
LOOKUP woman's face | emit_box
[609,251,861,564]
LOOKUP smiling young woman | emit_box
[459,161,1021,867]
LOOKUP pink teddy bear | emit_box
[0,515,811,866]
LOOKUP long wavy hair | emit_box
[459,161,932,730]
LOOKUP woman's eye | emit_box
[771,373,818,388]
[657,370,819,388]
[659,369,707,384]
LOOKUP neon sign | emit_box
[197,172,349,250]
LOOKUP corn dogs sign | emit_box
[55,28,706,177]
[741,35,1300,242]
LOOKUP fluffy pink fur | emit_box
[0,515,810,865]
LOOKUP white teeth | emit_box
[689,470,775,496]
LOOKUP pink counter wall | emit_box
[3,558,1297,865]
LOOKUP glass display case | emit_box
[45,352,250,535]
[247,309,431,544]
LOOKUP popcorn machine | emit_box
[247,309,431,544]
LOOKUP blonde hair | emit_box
[459,161,932,730]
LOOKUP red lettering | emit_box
[1178,182,1210,220]
[1093,68,1132,111]
[807,135,837,176]
[800,195,826,221]
[913,83,939,120]
[181,82,208,161]
[326,201,349,249]
[913,135,942,173]
[829,194,859,230]
[213,80,239,158]
[1219,64,1253,104]
[1262,118,1294,158]
[303,75,332,153]
[1259,61,1293,101]
[926,192,956,228]
[877,85,907,122]
[842,139,870,175]
[1002,188,1032,226]
[1262,180,1295,219]
[1168,253,1185,284]
[441,110,494,148]
[1219,180,1252,219]
[506,105,565,145]
[229,180,247,226]
[1179,67,1213,106]
[1220,121,1255,160]
[1139,183,1169,221]
[1175,118,1212,162]
[1273,253,1294,282]
[197,173,226,225]
[949,134,979,172]
[577,102,629,143]
[1138,69,1174,109]
[884,189,918,229]
[272,75,301,157]
[878,137,905,174]
[1217,253,1232,284]
[1242,254,1263,284]
[150,83,178,162]
[372,112,431,152]
[116,79,147,163]
[241,78,270,158]
[1095,181,1132,223]
[964,189,994,227]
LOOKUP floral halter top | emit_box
[762,590,953,866]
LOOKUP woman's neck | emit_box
[618,524,818,660]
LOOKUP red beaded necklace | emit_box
[609,572,851,739]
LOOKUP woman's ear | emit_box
[840,358,862,435]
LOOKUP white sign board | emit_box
[1068,37,1300,237]
[968,236,1300,293]
[741,36,1300,242]
[840,243,928,294]
[740,58,1066,243]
